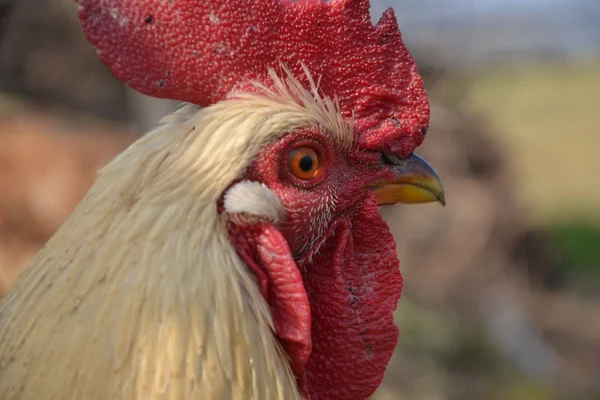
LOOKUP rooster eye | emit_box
[288,147,321,180]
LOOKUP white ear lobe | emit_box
[223,180,285,224]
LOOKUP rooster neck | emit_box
[0,70,350,399]
[0,156,300,400]
[0,99,315,399]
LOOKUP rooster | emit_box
[0,0,445,399]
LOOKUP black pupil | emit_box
[299,155,314,172]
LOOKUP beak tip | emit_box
[370,153,447,207]
[438,193,446,207]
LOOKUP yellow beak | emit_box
[367,153,446,206]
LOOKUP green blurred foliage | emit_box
[547,220,600,293]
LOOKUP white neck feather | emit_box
[0,69,351,400]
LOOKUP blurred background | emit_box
[0,0,598,399]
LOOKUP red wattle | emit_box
[228,195,402,400]
[302,197,403,400]
[229,222,312,388]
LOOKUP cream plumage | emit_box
[0,0,446,398]
[0,74,331,399]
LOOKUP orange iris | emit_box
[288,147,321,180]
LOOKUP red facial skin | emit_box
[228,129,403,399]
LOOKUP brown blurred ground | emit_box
[0,2,599,399]
[0,113,133,296]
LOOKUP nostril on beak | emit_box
[381,152,400,165]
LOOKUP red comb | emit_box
[77,0,429,156]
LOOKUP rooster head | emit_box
[77,0,445,398]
